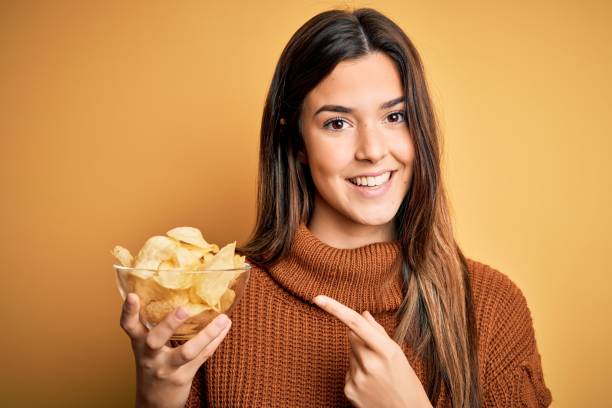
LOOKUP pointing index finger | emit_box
[313,295,385,351]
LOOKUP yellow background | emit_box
[1,1,610,406]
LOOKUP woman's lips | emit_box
[345,170,396,198]
[347,170,392,187]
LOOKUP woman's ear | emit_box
[282,115,308,164]
[297,149,308,165]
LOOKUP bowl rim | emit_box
[113,262,252,273]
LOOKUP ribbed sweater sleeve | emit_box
[481,271,553,407]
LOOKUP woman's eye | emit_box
[323,111,406,131]
[386,111,406,123]
[323,117,349,131]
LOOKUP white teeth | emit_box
[349,171,391,187]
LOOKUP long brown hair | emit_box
[238,7,481,407]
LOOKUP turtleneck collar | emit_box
[266,222,405,313]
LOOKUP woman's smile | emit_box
[345,170,398,198]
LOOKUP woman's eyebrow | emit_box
[313,96,406,117]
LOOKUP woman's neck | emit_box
[307,194,396,249]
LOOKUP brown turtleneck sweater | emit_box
[177,223,552,407]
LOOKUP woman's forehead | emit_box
[303,52,404,115]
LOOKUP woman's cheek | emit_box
[309,136,354,178]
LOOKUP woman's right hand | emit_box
[120,292,232,408]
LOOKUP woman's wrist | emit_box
[135,390,159,408]
[135,389,183,408]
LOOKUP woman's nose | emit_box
[354,125,388,163]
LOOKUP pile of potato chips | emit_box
[112,227,247,325]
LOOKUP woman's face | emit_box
[299,52,415,229]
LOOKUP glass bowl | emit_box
[114,263,251,340]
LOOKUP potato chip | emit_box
[233,254,246,269]
[204,241,236,270]
[158,260,177,270]
[167,226,218,252]
[181,302,212,317]
[183,307,217,326]
[154,269,193,290]
[144,290,213,323]
[218,288,236,311]
[111,245,134,267]
[127,274,168,305]
[188,285,203,304]
[203,252,215,264]
[134,235,178,266]
[131,259,160,279]
[172,246,201,268]
[144,290,190,324]
[177,243,217,265]
[193,270,235,309]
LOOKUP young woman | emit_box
[119,7,553,408]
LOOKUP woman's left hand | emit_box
[313,295,433,408]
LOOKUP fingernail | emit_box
[125,293,137,309]
[314,295,327,306]
[215,314,229,328]
[176,307,188,319]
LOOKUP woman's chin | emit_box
[349,209,397,227]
